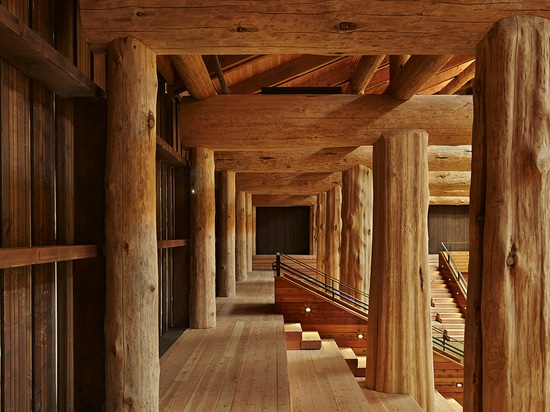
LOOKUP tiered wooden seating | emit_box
[283,323,302,349]
[301,331,322,350]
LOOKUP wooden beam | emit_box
[156,55,176,86]
[429,196,469,206]
[215,145,472,173]
[345,55,385,94]
[0,4,102,98]
[230,55,343,94]
[252,194,317,207]
[78,2,550,54]
[385,55,454,101]
[236,172,342,195]
[237,170,470,197]
[0,245,102,269]
[156,136,187,167]
[438,61,476,95]
[181,94,473,150]
[157,239,188,249]
[170,55,216,100]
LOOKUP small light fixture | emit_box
[304,307,312,313]
[456,382,463,388]
[357,333,364,339]
[191,188,195,194]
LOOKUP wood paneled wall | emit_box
[256,206,310,255]
[428,205,469,253]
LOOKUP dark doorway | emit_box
[256,206,310,254]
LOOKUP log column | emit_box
[465,15,550,411]
[105,37,159,411]
[340,165,373,298]
[366,129,434,412]
[316,192,327,275]
[325,186,342,280]
[236,191,248,281]
[217,170,236,297]
[246,193,253,271]
[190,147,216,329]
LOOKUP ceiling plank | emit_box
[215,145,472,173]
[438,61,476,95]
[229,55,344,94]
[345,55,386,94]
[170,55,216,100]
[384,55,454,100]
[180,94,473,150]
[79,2,550,54]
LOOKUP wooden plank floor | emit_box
[159,270,457,411]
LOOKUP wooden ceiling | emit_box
[79,1,550,205]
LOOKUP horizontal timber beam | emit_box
[236,172,342,195]
[0,245,102,269]
[0,4,103,98]
[237,171,470,197]
[181,95,473,150]
[79,2,550,55]
[252,195,318,207]
[215,145,472,173]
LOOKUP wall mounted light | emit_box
[304,307,312,313]
[357,333,364,339]
[456,382,463,388]
[191,188,195,194]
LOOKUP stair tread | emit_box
[284,323,302,333]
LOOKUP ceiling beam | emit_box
[438,61,476,95]
[215,145,472,173]
[252,195,317,207]
[170,55,216,100]
[345,55,386,94]
[79,2,550,54]
[180,94,473,150]
[384,55,454,100]
[237,170,470,197]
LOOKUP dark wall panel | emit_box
[428,205,469,253]
[256,207,310,255]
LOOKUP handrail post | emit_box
[275,252,281,277]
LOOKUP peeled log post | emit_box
[217,170,236,297]
[366,129,434,412]
[246,193,253,272]
[104,37,159,411]
[310,203,317,255]
[465,16,550,412]
[340,165,373,299]
[316,192,327,275]
[325,186,342,281]
[235,191,247,281]
[189,147,216,329]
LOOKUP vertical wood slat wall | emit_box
[0,0,107,409]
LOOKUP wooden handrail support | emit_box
[0,245,102,270]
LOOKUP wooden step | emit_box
[340,347,358,375]
[301,331,322,350]
[357,356,366,376]
[284,323,303,350]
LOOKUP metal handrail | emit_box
[273,252,464,362]
[440,242,468,297]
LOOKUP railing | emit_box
[440,242,468,297]
[274,253,369,313]
[273,252,464,363]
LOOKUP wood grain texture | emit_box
[465,15,550,412]
[169,55,216,100]
[367,129,435,412]
[345,55,385,94]
[189,147,217,329]
[235,191,248,281]
[325,186,342,281]
[79,1,550,54]
[316,192,327,274]
[181,94,473,150]
[217,170,236,297]
[104,37,159,411]
[340,165,372,298]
